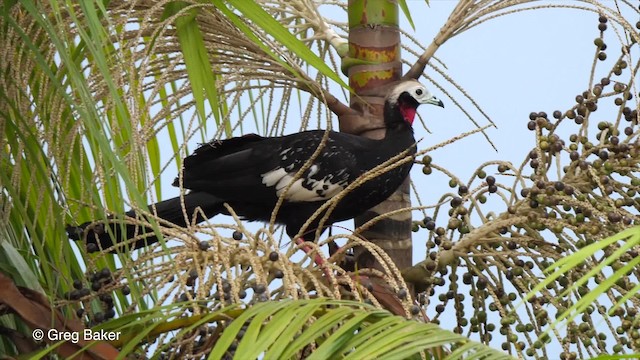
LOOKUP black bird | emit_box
[68,80,443,252]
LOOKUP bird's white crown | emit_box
[386,80,432,105]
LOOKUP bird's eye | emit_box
[415,89,423,96]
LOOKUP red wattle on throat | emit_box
[399,105,416,125]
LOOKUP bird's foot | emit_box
[327,240,355,272]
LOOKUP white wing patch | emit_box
[261,166,347,202]
[261,168,287,187]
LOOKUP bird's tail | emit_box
[67,192,223,253]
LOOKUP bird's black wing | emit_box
[175,133,266,183]
[260,131,366,202]
[175,131,369,203]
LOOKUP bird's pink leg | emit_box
[294,238,334,280]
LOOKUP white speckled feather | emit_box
[261,167,347,202]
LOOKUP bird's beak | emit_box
[424,96,444,108]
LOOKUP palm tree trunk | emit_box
[343,0,413,273]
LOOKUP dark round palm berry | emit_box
[254,284,266,294]
[458,185,468,195]
[79,288,90,297]
[570,151,579,161]
[476,278,487,290]
[99,268,111,279]
[529,112,538,120]
[577,107,587,118]
[598,15,607,23]
[578,160,589,170]
[450,197,463,207]
[554,182,565,191]
[232,231,243,240]
[488,185,498,193]
[91,281,102,291]
[238,290,247,299]
[268,251,279,262]
[598,150,609,160]
[410,305,421,315]
[73,279,83,290]
[462,273,473,285]
[199,241,210,251]
[273,270,284,279]
[105,308,116,319]
[99,294,113,305]
[598,23,607,31]
[93,312,105,323]
[425,220,436,230]
[610,136,619,145]
[553,110,562,119]
[486,176,496,186]
[88,272,99,282]
[397,288,408,300]
[87,243,98,253]
[70,290,83,300]
[76,308,85,318]
[189,269,199,279]
[605,212,620,223]
[593,85,603,96]
[121,286,131,296]
[222,281,232,293]
[527,121,536,130]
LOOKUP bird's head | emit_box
[385,80,444,127]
